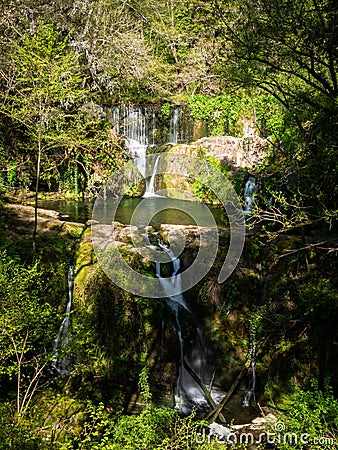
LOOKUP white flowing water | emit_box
[51,266,74,375]
[155,243,190,314]
[168,106,180,144]
[112,105,149,183]
[243,176,257,214]
[143,155,161,198]
[154,241,225,415]
[109,103,194,147]
[125,138,147,178]
[243,328,256,407]
[111,104,185,196]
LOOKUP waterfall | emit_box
[168,106,180,144]
[111,105,152,193]
[155,243,190,313]
[143,155,161,198]
[111,105,150,145]
[51,265,74,375]
[109,104,197,195]
[109,103,200,148]
[243,326,256,407]
[125,138,147,178]
[154,241,225,415]
[243,176,256,214]
[111,105,149,178]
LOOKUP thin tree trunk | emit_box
[206,358,251,423]
[32,136,41,256]
[182,358,226,423]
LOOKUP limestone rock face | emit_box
[171,135,268,168]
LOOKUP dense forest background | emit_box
[0,0,337,220]
[0,0,338,449]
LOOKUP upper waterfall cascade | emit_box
[109,104,194,196]
[109,104,194,147]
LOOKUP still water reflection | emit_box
[39,197,227,227]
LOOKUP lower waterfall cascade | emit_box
[154,240,226,415]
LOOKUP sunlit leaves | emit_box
[0,251,56,377]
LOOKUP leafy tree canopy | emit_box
[211,0,338,220]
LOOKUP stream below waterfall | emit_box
[147,238,226,415]
[142,234,258,422]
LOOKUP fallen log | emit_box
[206,358,251,423]
[182,358,227,423]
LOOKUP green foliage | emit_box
[57,368,211,450]
[223,279,240,311]
[0,251,56,377]
[244,237,261,263]
[111,407,175,449]
[231,170,246,196]
[189,93,286,140]
[189,153,229,203]
[217,0,338,219]
[248,95,287,141]
[161,103,171,117]
[139,366,152,408]
[0,402,43,450]
[0,241,70,425]
[64,401,115,450]
[189,94,244,136]
[109,376,208,450]
[0,23,123,196]
[278,379,338,449]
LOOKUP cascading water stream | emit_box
[243,176,257,214]
[168,106,180,144]
[125,138,147,178]
[155,243,190,314]
[51,265,74,375]
[154,241,225,415]
[143,155,161,198]
[243,326,256,407]
[112,105,149,180]
[111,104,188,196]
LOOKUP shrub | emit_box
[277,379,338,449]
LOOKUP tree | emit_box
[70,0,159,99]
[128,0,224,95]
[0,24,83,248]
[0,250,58,417]
[212,0,338,222]
[0,23,122,250]
[0,0,167,100]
